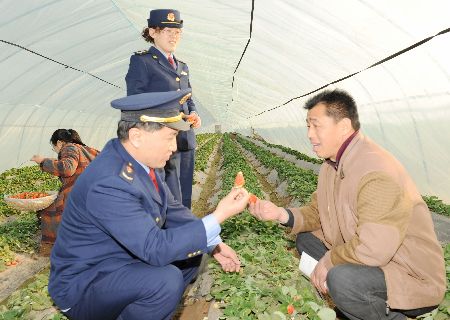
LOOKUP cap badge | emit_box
[167,12,175,22]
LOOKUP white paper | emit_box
[298,251,318,278]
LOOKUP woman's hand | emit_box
[191,113,201,128]
[31,155,45,164]
[185,113,202,129]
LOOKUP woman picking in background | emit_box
[31,129,99,256]
[125,9,201,209]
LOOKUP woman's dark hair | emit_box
[50,129,86,146]
[141,26,163,43]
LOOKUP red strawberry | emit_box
[248,194,258,204]
[234,171,245,188]
[287,304,295,315]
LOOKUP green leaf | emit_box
[317,307,336,320]
[271,311,287,320]
[305,301,320,312]
[281,286,290,296]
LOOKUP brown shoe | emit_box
[39,242,53,257]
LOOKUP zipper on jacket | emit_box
[385,301,390,316]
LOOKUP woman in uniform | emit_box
[125,9,200,209]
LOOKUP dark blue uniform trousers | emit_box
[164,149,195,209]
[64,256,201,320]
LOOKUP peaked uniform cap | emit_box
[111,90,192,131]
[148,9,183,28]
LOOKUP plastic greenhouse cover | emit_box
[0,0,449,202]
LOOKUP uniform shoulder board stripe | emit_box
[134,50,149,55]
[119,162,135,183]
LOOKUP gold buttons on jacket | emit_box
[187,250,202,258]
[175,77,180,82]
[155,217,160,223]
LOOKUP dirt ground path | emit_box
[191,140,223,217]
[174,140,223,320]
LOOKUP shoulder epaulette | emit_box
[134,50,149,56]
[119,162,135,183]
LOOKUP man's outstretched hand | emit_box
[212,242,241,273]
[213,187,249,223]
[248,199,288,224]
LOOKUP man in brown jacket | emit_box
[249,89,445,320]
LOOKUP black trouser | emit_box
[296,232,438,320]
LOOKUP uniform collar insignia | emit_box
[119,162,134,182]
[135,50,148,55]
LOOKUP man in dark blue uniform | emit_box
[125,9,199,209]
[48,89,249,320]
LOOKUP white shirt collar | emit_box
[153,45,174,60]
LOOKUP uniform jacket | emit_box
[39,143,99,242]
[125,46,197,151]
[290,132,445,310]
[48,138,208,309]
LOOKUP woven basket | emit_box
[3,191,58,212]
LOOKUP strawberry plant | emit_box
[435,243,450,318]
[195,133,221,172]
[237,135,317,203]
[0,270,67,319]
[196,132,216,147]
[0,212,39,254]
[258,138,323,164]
[0,242,16,271]
[423,196,450,217]
[0,212,39,268]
